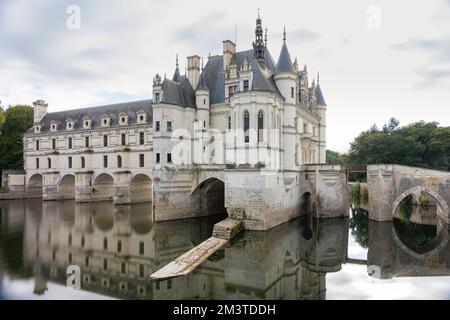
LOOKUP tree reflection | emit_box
[349,205,369,248]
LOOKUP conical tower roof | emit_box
[275,28,294,73]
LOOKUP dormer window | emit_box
[101,115,111,127]
[34,125,41,134]
[136,110,147,124]
[66,119,75,131]
[83,117,92,129]
[50,121,58,132]
[118,113,128,125]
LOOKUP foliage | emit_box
[346,118,450,171]
[0,105,33,170]
[353,182,361,199]
[326,149,344,165]
[349,206,369,248]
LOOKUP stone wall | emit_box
[368,164,450,222]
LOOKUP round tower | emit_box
[196,70,210,130]
[316,73,327,164]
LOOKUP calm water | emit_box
[1,199,450,300]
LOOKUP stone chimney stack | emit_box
[187,55,201,89]
[223,40,236,73]
[32,99,48,123]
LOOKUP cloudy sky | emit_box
[1,0,449,152]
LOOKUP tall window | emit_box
[117,240,122,253]
[85,136,89,148]
[121,133,126,146]
[81,156,85,168]
[167,121,172,132]
[117,155,122,168]
[36,158,40,169]
[103,135,108,147]
[291,87,295,98]
[139,132,144,145]
[257,110,264,142]
[228,116,231,130]
[155,121,160,132]
[52,139,56,150]
[36,140,40,151]
[167,153,172,163]
[103,237,108,250]
[155,92,160,103]
[139,154,145,167]
[103,155,108,168]
[139,242,144,255]
[243,110,250,143]
[68,157,72,168]
[48,158,51,169]
[156,153,160,163]
[243,80,249,92]
[68,137,72,149]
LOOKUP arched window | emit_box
[117,155,122,168]
[243,110,250,143]
[81,156,85,169]
[257,110,264,142]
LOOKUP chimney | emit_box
[223,40,236,72]
[32,99,48,123]
[187,55,201,89]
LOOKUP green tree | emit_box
[0,105,33,170]
[0,104,5,135]
[346,119,450,171]
[326,149,344,165]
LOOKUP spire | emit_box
[317,72,320,84]
[276,28,294,73]
[196,57,209,91]
[172,53,181,82]
[316,74,327,106]
[252,10,265,62]
[264,27,268,47]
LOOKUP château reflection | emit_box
[2,199,450,299]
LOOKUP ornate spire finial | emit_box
[317,72,320,84]
[283,26,286,42]
[253,10,265,61]
[201,57,204,71]
[176,53,179,68]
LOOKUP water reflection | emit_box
[1,199,450,300]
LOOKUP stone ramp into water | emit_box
[150,218,243,280]
[150,237,228,279]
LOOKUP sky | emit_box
[0,0,449,152]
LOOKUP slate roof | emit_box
[199,47,281,104]
[316,84,327,106]
[276,42,294,73]
[28,99,152,134]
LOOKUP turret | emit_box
[316,73,327,164]
[274,27,297,104]
[32,99,48,124]
[196,64,210,129]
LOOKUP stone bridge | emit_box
[367,164,450,223]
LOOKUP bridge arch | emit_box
[191,177,226,216]
[392,186,449,224]
[59,174,75,200]
[130,173,152,203]
[27,174,43,195]
[92,173,114,202]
